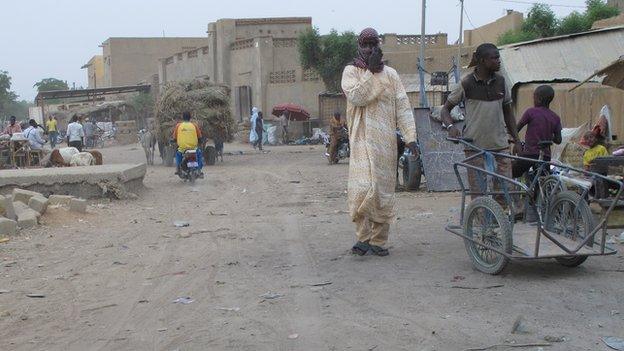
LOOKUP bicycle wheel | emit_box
[536,175,565,222]
[545,191,594,267]
[463,197,512,275]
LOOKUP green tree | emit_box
[557,11,590,35]
[0,70,18,115]
[498,30,538,45]
[33,78,69,92]
[298,28,357,93]
[522,3,558,38]
[129,92,154,129]
[4,100,33,119]
[585,0,620,24]
[498,1,620,45]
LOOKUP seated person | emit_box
[581,131,608,170]
[23,119,47,151]
[512,85,562,179]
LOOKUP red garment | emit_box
[3,123,22,135]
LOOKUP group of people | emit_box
[339,27,614,257]
[248,108,293,149]
[0,114,98,154]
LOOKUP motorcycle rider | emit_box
[173,111,204,177]
[328,112,347,164]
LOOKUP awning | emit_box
[569,56,624,92]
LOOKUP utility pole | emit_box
[418,0,428,107]
[457,0,465,80]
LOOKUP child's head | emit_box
[582,131,597,147]
[533,85,555,108]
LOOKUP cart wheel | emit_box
[463,197,512,275]
[536,176,565,222]
[545,191,594,267]
[402,155,422,191]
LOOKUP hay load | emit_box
[155,80,236,145]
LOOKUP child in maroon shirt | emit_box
[512,85,562,178]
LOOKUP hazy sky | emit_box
[1,0,588,101]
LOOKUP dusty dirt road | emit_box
[1,143,623,351]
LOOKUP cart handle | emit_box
[446,137,478,150]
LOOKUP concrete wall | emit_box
[102,37,208,87]
[228,36,324,123]
[84,56,104,89]
[464,10,524,46]
[593,13,624,29]
[161,46,212,84]
[514,82,624,139]
[608,0,624,11]
[384,45,474,75]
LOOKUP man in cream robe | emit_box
[341,28,418,256]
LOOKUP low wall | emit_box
[0,164,146,199]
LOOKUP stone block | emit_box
[12,189,44,205]
[0,195,16,220]
[17,212,38,229]
[0,218,17,235]
[14,202,41,219]
[69,198,88,213]
[28,196,49,214]
[48,195,74,206]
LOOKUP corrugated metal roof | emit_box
[499,26,624,90]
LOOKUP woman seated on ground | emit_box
[581,131,608,171]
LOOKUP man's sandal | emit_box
[351,241,370,256]
[369,245,389,256]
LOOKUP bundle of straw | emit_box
[155,80,236,144]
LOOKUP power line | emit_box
[493,0,585,8]
[463,4,487,42]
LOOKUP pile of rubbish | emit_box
[0,188,89,235]
[155,80,236,145]
[291,128,328,145]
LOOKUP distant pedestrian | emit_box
[46,115,59,148]
[280,111,290,144]
[255,111,264,150]
[328,112,346,164]
[249,107,259,148]
[66,114,85,151]
[83,118,94,149]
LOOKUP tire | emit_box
[205,146,216,166]
[545,191,594,267]
[402,155,422,191]
[463,197,512,275]
[189,171,196,184]
[536,176,565,223]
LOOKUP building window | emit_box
[165,57,174,65]
[268,30,272,34]
[177,53,183,61]
[202,47,209,54]
[270,70,296,84]
[188,50,198,58]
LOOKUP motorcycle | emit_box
[177,149,203,183]
[324,127,350,164]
